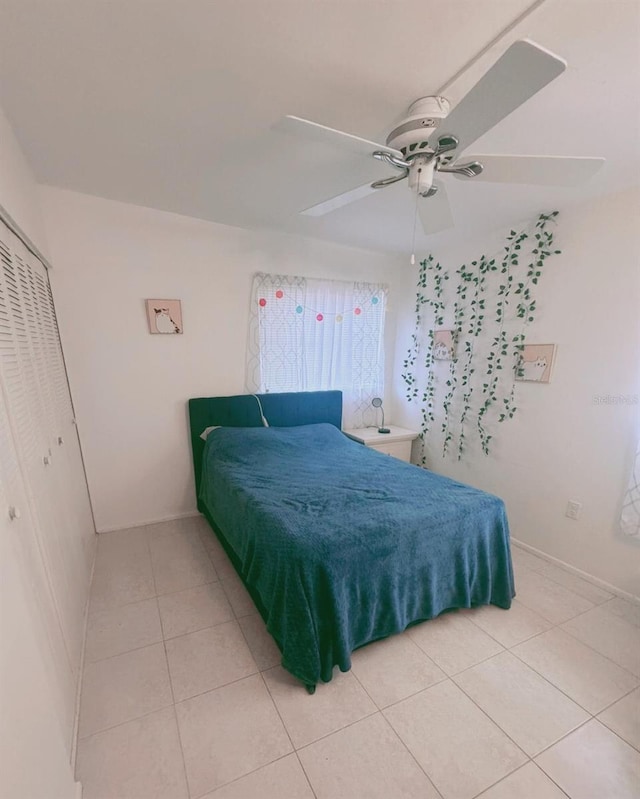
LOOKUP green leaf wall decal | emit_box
[401,212,561,462]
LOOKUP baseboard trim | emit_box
[96,511,201,534]
[511,536,639,604]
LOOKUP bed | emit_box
[188,390,514,692]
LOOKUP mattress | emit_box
[198,423,515,688]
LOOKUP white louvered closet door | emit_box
[0,383,77,761]
[0,222,94,682]
[40,260,95,586]
[0,238,77,749]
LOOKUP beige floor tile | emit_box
[79,643,173,738]
[199,754,314,799]
[462,600,552,648]
[510,546,548,572]
[384,680,526,799]
[150,528,217,595]
[536,562,614,604]
[513,627,638,714]
[221,570,258,617]
[95,526,151,558]
[165,621,257,701]
[407,612,503,675]
[85,598,162,662]
[76,707,188,799]
[514,569,594,624]
[181,514,210,534]
[299,713,441,799]
[351,632,446,708]
[536,719,640,799]
[601,597,640,628]
[199,528,238,580]
[454,651,589,756]
[158,582,233,639]
[145,516,205,537]
[562,606,640,677]
[238,613,282,670]
[598,687,640,750]
[475,762,569,799]
[90,539,155,612]
[262,666,376,748]
[175,674,292,797]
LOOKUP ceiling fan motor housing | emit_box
[386,96,450,156]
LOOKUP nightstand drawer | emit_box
[370,440,412,462]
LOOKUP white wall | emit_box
[40,187,404,532]
[393,188,640,597]
[0,105,49,258]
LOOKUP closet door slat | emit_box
[0,235,41,469]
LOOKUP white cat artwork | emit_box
[433,341,452,360]
[433,331,455,361]
[154,307,181,334]
[146,299,183,334]
[518,356,547,381]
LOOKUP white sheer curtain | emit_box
[247,272,387,428]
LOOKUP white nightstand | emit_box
[343,426,419,463]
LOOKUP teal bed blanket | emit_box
[199,423,514,688]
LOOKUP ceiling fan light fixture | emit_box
[408,157,436,196]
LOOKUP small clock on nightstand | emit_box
[343,426,419,463]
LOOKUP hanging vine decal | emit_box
[401,255,448,461]
[402,211,561,462]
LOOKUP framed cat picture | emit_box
[515,343,556,383]
[145,299,183,334]
[433,329,455,361]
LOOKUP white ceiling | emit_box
[1,0,638,254]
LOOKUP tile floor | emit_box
[76,516,640,799]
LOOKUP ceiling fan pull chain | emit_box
[410,167,421,265]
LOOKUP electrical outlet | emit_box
[565,500,582,520]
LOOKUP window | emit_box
[247,272,387,427]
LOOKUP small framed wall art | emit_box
[433,330,455,361]
[515,343,556,383]
[145,299,183,334]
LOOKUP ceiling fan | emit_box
[273,40,604,235]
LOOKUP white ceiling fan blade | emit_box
[454,154,605,186]
[435,40,567,154]
[418,182,454,235]
[274,115,403,158]
[300,181,380,217]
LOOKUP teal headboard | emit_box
[188,390,343,508]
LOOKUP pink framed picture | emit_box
[145,299,183,334]
[433,329,455,361]
[516,343,556,383]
